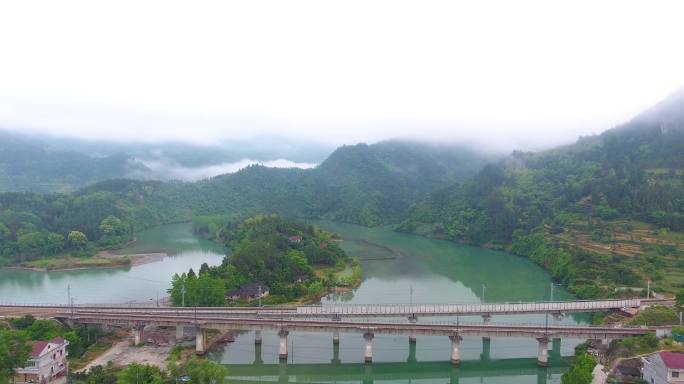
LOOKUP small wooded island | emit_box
[168,214,361,306]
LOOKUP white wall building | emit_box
[643,352,684,384]
[14,336,69,384]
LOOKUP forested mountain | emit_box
[0,130,333,191]
[0,140,491,264]
[0,131,143,193]
[400,90,684,297]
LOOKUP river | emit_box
[0,222,588,383]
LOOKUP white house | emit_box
[643,352,684,384]
[14,336,69,384]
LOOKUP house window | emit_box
[673,371,680,378]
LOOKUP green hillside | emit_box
[400,90,684,297]
[0,140,490,265]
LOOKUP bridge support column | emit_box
[449,335,461,365]
[132,325,145,346]
[175,325,184,342]
[195,328,207,355]
[482,315,491,342]
[408,315,417,343]
[255,329,262,345]
[333,330,340,345]
[363,332,374,363]
[537,337,549,367]
[278,329,289,360]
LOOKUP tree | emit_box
[0,329,31,383]
[186,357,229,384]
[68,230,88,249]
[199,262,210,276]
[676,289,684,306]
[0,222,9,241]
[82,365,117,384]
[45,232,65,254]
[121,363,166,384]
[17,231,46,255]
[561,353,597,384]
[99,215,127,237]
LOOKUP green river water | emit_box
[0,222,589,383]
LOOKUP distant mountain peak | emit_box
[633,86,684,131]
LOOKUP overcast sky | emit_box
[1,0,684,151]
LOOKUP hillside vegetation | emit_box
[0,141,489,265]
[400,90,684,297]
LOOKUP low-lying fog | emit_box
[127,157,317,181]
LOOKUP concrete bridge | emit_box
[0,298,655,320]
[0,302,656,367]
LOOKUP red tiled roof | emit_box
[30,341,48,358]
[29,337,66,358]
[660,352,684,369]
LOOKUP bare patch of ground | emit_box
[76,327,176,373]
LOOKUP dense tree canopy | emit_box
[171,215,349,306]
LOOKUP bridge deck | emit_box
[0,298,647,320]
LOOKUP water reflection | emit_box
[223,355,569,384]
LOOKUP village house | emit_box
[227,282,270,302]
[643,352,684,384]
[14,336,69,384]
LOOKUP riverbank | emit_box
[2,251,168,272]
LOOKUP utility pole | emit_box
[182,282,186,307]
[409,285,413,307]
[258,285,262,308]
[647,280,651,299]
[482,284,486,303]
[550,283,555,302]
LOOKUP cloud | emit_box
[127,157,317,182]
[1,1,684,151]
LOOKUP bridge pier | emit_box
[175,325,185,342]
[278,329,289,360]
[408,315,417,343]
[196,328,207,355]
[449,334,461,365]
[132,325,145,346]
[364,332,374,363]
[482,315,491,342]
[537,337,549,367]
[333,330,340,345]
[255,329,262,345]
